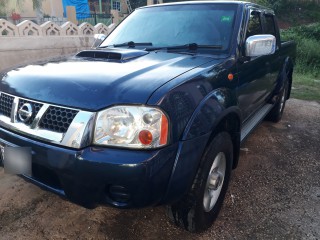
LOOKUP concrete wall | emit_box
[0,19,116,72]
[0,36,94,72]
[43,0,64,18]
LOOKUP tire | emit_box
[266,80,289,123]
[167,132,233,233]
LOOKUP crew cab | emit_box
[0,1,296,232]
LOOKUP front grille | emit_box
[18,99,43,125]
[39,106,78,133]
[0,93,14,117]
[0,92,92,148]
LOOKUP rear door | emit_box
[261,12,283,95]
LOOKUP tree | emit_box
[32,0,43,24]
[0,0,7,16]
[249,0,291,13]
[130,0,146,10]
[0,0,24,17]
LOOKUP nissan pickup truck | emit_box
[0,1,296,232]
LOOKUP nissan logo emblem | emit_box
[18,103,34,123]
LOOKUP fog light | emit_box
[108,185,131,204]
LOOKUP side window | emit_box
[264,14,279,49]
[246,11,262,39]
[264,14,276,36]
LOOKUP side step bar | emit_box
[240,104,273,143]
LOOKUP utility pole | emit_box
[125,0,132,13]
[99,0,102,13]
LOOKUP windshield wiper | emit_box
[101,41,153,48]
[146,43,223,51]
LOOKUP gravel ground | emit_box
[0,98,319,240]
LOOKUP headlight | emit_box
[93,106,169,149]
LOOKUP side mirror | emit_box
[245,34,276,57]
[92,34,107,48]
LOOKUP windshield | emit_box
[101,4,238,51]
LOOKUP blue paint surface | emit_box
[62,0,90,19]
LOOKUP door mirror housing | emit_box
[245,34,276,57]
[92,34,107,48]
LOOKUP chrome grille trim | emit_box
[31,104,50,129]
[17,99,43,125]
[0,92,96,149]
[11,97,19,123]
[61,111,95,148]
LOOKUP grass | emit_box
[281,24,320,77]
[291,72,320,101]
[281,23,320,101]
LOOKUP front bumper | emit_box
[0,127,178,208]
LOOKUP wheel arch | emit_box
[281,57,294,97]
[162,89,242,204]
[284,57,294,99]
[181,88,242,169]
[206,111,241,169]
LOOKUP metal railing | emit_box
[1,13,112,27]
[77,12,112,26]
[0,16,66,25]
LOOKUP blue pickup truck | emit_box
[0,1,295,232]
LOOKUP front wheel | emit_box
[167,132,233,233]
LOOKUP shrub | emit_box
[282,23,320,76]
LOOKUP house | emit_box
[1,0,161,25]
[3,1,63,18]
[88,0,130,14]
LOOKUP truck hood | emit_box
[0,49,215,111]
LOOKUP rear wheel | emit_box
[167,132,233,233]
[267,80,289,123]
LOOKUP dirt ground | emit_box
[0,98,319,240]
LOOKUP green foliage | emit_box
[282,23,320,77]
[0,0,7,15]
[248,0,271,8]
[268,0,290,12]
[32,0,43,10]
[249,0,320,18]
[130,0,146,9]
[0,0,24,15]
[248,0,288,11]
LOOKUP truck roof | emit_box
[138,1,272,11]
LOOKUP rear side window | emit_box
[264,14,276,36]
[246,11,262,38]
